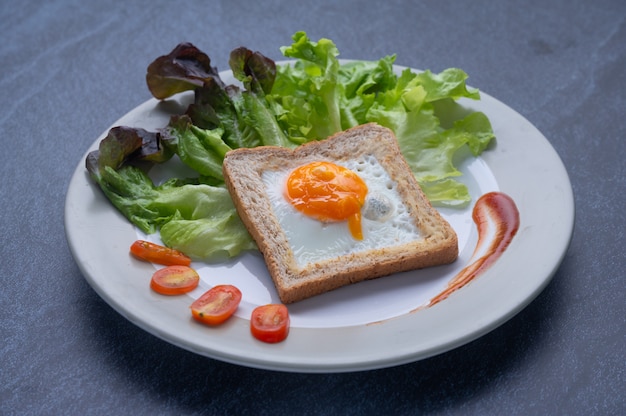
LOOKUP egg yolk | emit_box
[285,161,368,240]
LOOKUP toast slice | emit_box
[222,123,458,303]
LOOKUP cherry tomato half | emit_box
[130,240,191,267]
[250,304,290,343]
[150,265,199,296]
[190,285,242,326]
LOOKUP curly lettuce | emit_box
[87,31,495,260]
[271,31,494,205]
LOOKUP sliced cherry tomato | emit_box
[250,304,290,343]
[190,285,242,326]
[130,240,191,266]
[150,265,199,296]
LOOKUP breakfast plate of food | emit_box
[64,33,574,372]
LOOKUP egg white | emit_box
[262,155,422,268]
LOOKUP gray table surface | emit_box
[2,0,624,414]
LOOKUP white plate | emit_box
[65,66,574,373]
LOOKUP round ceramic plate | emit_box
[65,65,574,373]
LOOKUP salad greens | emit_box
[86,31,495,261]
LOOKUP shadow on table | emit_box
[83,262,568,415]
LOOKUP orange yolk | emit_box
[285,161,368,240]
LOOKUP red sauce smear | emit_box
[427,191,520,307]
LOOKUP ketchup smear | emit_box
[428,191,520,307]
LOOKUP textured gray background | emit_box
[1,0,624,414]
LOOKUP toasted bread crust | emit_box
[223,123,458,303]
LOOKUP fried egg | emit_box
[285,161,368,240]
[262,155,422,267]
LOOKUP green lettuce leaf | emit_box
[164,115,231,181]
[274,31,344,140]
[148,182,257,259]
[90,163,255,260]
[160,212,256,260]
[271,32,494,206]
